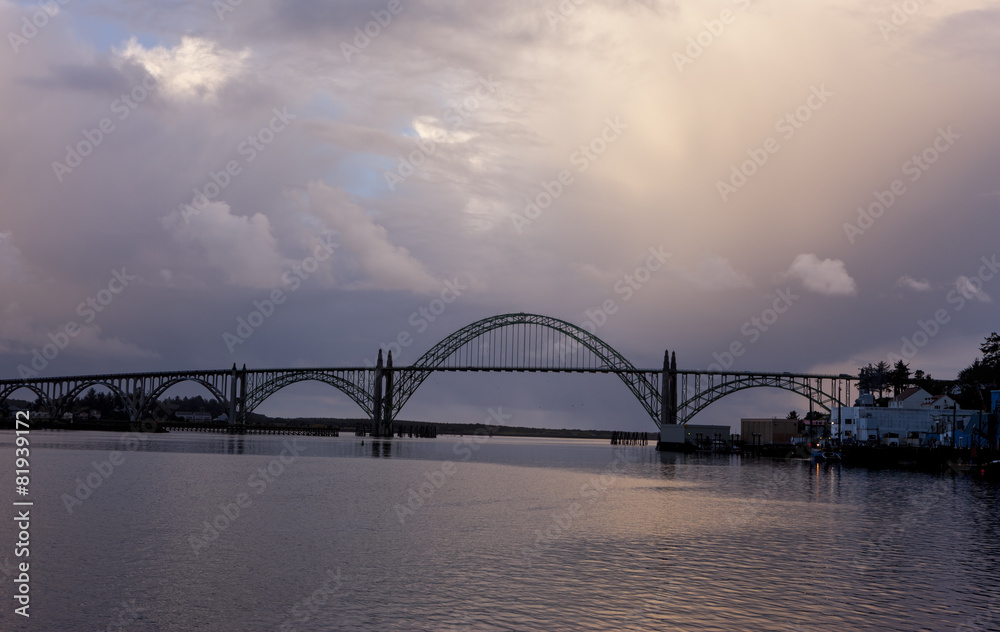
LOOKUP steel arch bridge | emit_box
[388,312,663,423]
[0,312,857,433]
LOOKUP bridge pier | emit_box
[226,364,248,426]
[381,351,394,438]
[660,350,678,426]
[370,350,395,438]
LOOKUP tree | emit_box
[890,360,911,396]
[980,332,1000,369]
[874,361,891,401]
[858,364,876,394]
[786,410,799,419]
[955,333,1000,410]
[957,359,992,410]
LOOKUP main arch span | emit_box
[388,312,662,423]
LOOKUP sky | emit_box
[1,0,998,431]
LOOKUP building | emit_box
[832,396,976,446]
[889,386,958,411]
[889,386,931,408]
[740,418,800,445]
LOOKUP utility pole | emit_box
[838,381,842,444]
[952,401,957,448]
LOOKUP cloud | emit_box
[61,325,162,360]
[114,36,249,101]
[896,275,933,292]
[784,254,857,296]
[676,253,754,291]
[955,276,993,302]
[0,232,28,286]
[161,202,291,289]
[305,181,439,293]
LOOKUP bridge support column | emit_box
[227,364,248,425]
[229,364,238,425]
[660,350,671,426]
[238,364,247,425]
[660,350,678,426]
[381,351,394,438]
[670,351,677,424]
[658,350,680,451]
[373,350,384,437]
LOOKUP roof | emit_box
[894,386,925,402]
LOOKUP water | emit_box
[1,429,999,631]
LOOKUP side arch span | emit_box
[390,313,660,423]
[0,384,52,416]
[678,375,848,425]
[244,372,375,419]
[139,378,230,420]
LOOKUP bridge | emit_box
[0,312,857,436]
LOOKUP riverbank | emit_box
[0,417,615,440]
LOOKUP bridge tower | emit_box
[370,350,394,437]
[373,350,384,435]
[670,351,677,424]
[380,351,394,437]
[660,350,678,426]
[228,363,248,425]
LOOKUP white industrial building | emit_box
[831,387,976,445]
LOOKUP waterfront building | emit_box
[740,418,800,445]
[831,394,976,446]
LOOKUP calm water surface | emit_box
[1,429,998,631]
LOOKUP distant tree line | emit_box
[856,332,1000,410]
